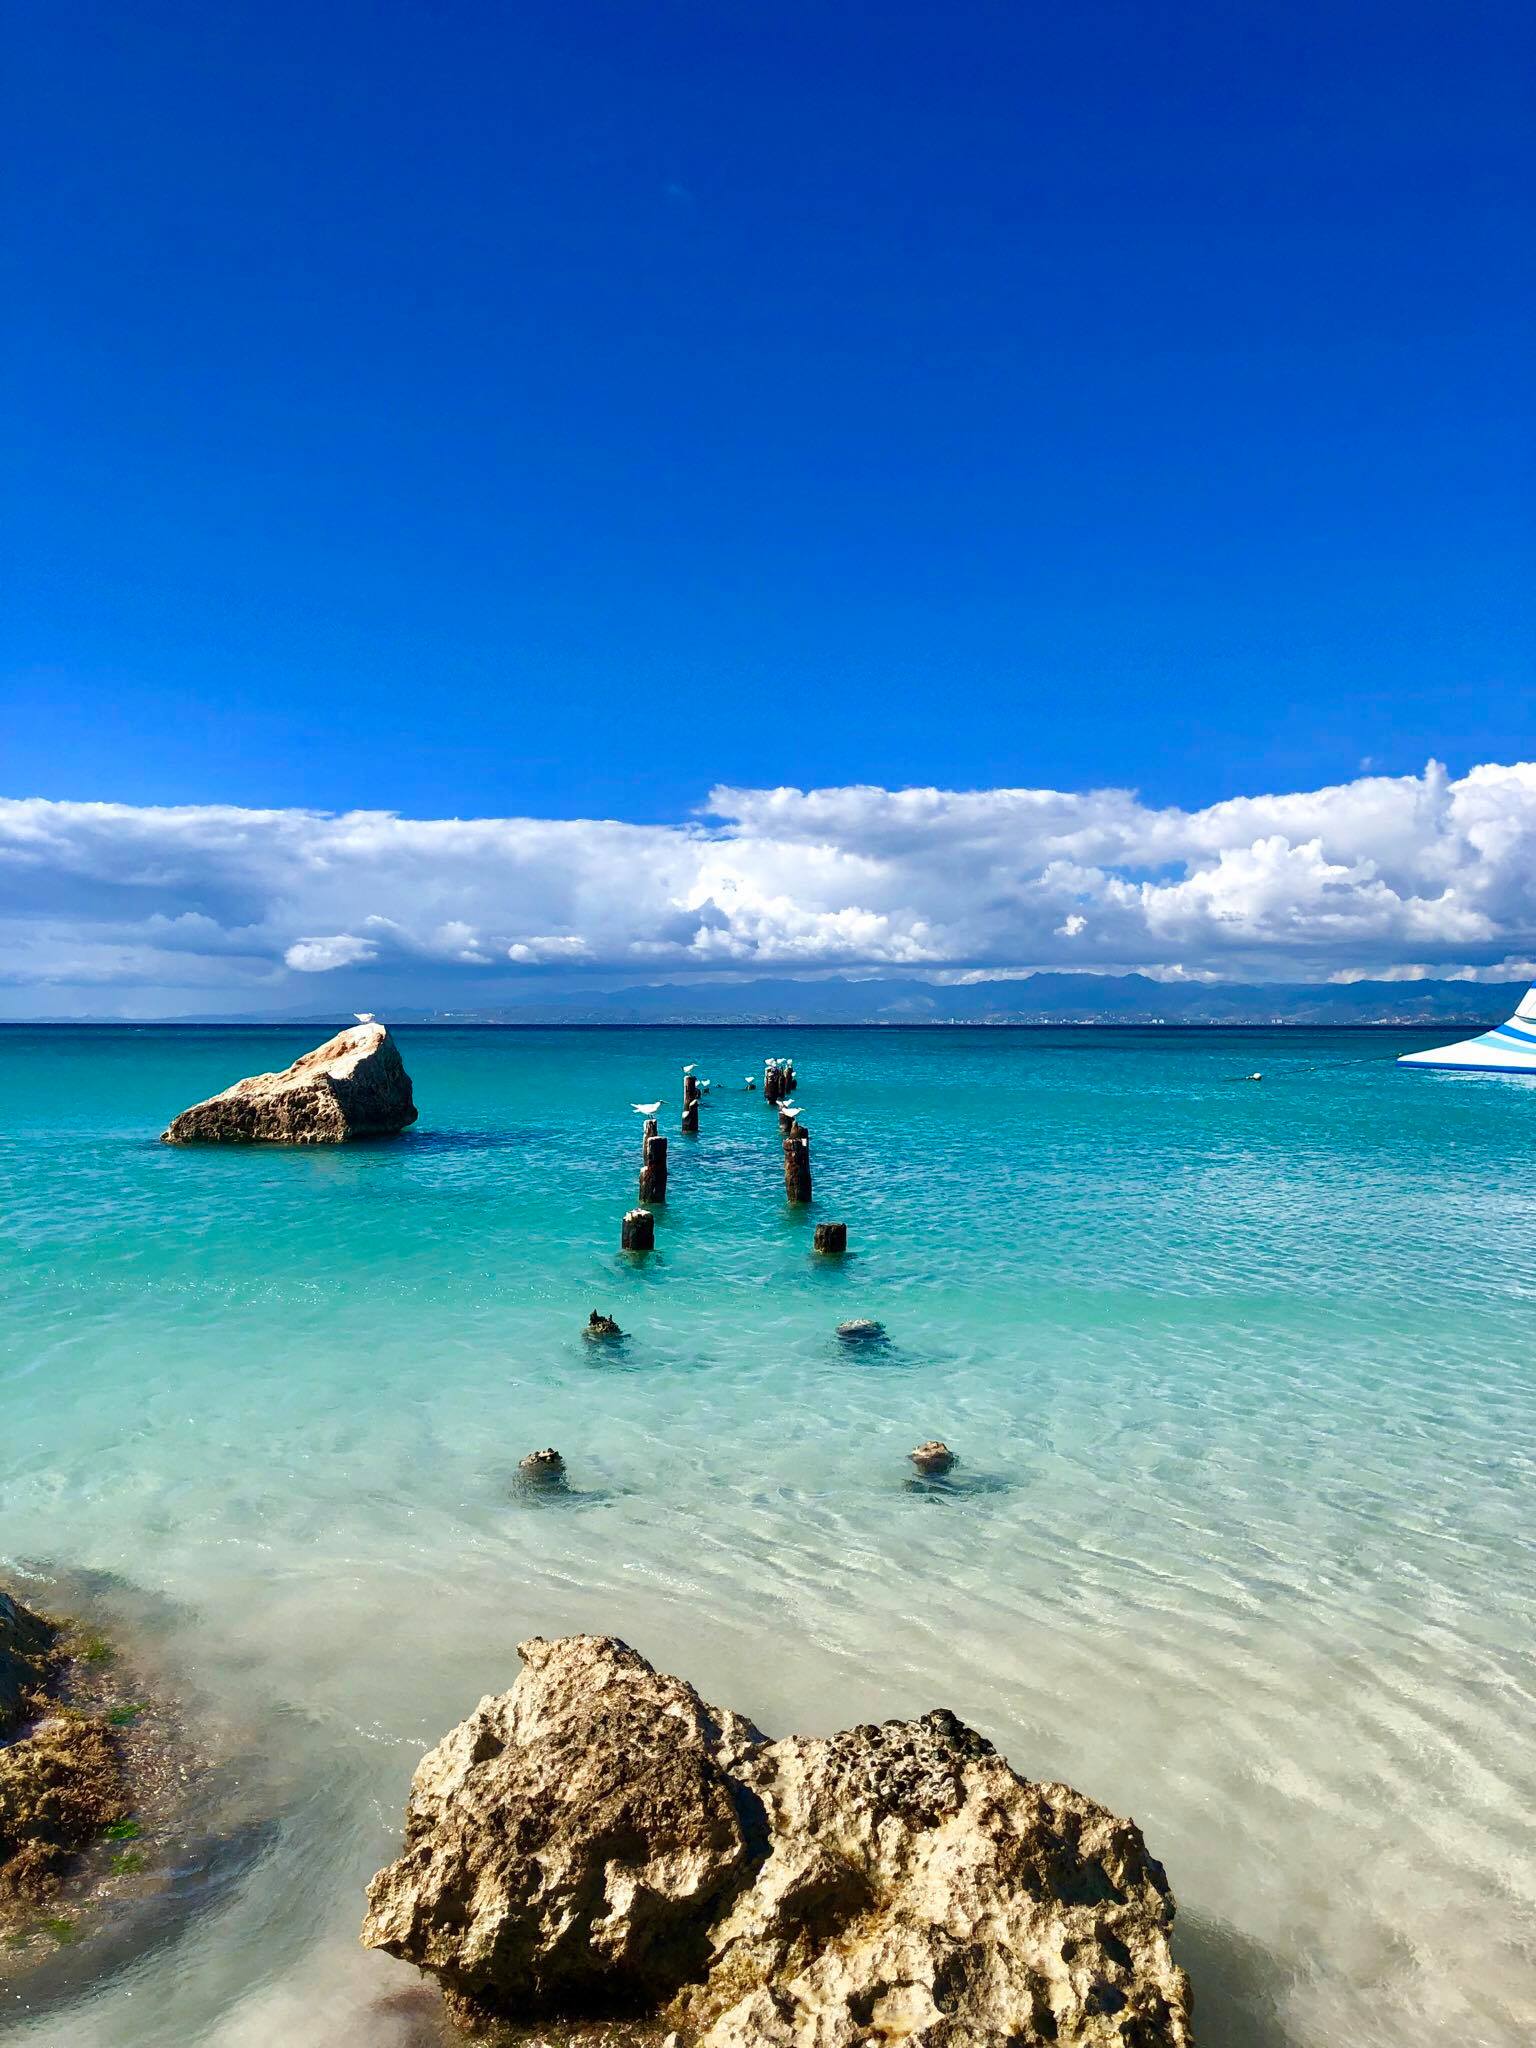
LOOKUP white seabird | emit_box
[354,1012,376,1024]
[1398,982,1536,1075]
[631,1101,663,1115]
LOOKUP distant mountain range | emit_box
[95,972,1530,1028]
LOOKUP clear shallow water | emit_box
[2,1024,1533,2047]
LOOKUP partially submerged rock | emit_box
[517,1449,566,1480]
[0,1714,126,1903]
[585,1313,624,1341]
[362,1635,1192,2046]
[835,1318,886,1346]
[0,1590,130,1910]
[0,1590,57,1736]
[909,1439,956,1475]
[161,1023,417,1144]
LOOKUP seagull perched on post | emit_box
[354,1012,376,1024]
[631,1100,663,1115]
[682,1062,698,1074]
[778,1103,802,1121]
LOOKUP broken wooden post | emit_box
[783,1124,812,1204]
[813,1220,847,1254]
[621,1208,654,1251]
[764,1062,786,1105]
[680,1096,699,1134]
[639,1129,668,1203]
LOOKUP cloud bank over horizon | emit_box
[3,762,1535,1015]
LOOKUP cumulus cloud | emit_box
[2,761,1534,1012]
[284,933,378,973]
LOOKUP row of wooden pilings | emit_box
[619,1054,847,1255]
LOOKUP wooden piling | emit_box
[639,1131,668,1204]
[783,1125,812,1204]
[813,1220,846,1254]
[621,1208,655,1251]
[764,1063,786,1105]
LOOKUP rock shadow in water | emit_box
[400,1127,545,1155]
[1173,1914,1303,2048]
[901,1469,1017,1502]
[506,1470,626,1512]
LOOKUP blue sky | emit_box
[6,1,1530,826]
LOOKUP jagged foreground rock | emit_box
[362,1636,1193,2046]
[161,1022,417,1143]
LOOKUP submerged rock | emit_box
[909,1439,956,1475]
[362,1635,1192,2047]
[160,1023,417,1145]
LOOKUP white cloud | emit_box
[2,761,1534,1012]
[284,933,379,973]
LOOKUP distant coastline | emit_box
[3,970,1521,1031]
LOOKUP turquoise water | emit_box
[2,1026,1534,2047]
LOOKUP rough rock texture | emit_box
[0,1592,57,1738]
[363,1636,1192,2047]
[0,1715,127,1902]
[161,1023,417,1144]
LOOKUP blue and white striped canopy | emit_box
[1398,984,1536,1074]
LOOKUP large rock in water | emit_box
[161,1023,416,1144]
[362,1636,1193,2047]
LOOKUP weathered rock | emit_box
[518,1449,566,1479]
[161,1023,416,1144]
[586,1312,624,1340]
[0,1715,127,1902]
[0,1591,57,1738]
[909,1439,956,1475]
[362,1637,764,2029]
[835,1319,886,1346]
[362,1636,1192,2047]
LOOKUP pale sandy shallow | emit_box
[2,1025,1534,2045]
